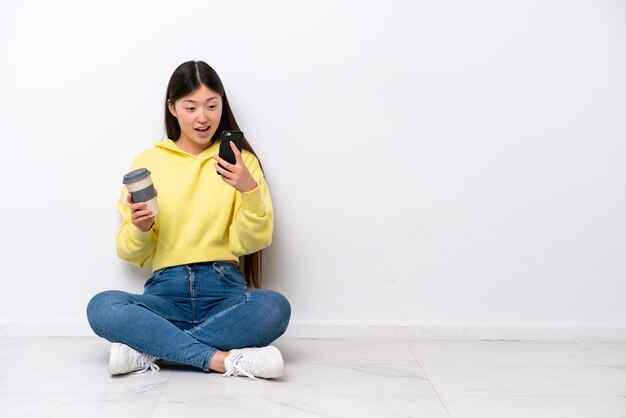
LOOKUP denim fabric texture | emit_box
[87,262,291,371]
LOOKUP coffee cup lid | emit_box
[123,168,151,184]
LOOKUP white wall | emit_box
[1,0,625,339]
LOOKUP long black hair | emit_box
[164,60,265,288]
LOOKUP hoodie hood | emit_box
[154,139,220,161]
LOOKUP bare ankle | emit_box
[209,350,228,373]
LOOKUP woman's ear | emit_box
[167,100,177,118]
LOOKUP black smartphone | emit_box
[217,130,244,174]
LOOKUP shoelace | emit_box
[222,353,255,379]
[132,352,160,374]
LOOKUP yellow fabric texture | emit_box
[116,139,273,271]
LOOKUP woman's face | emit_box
[168,84,223,155]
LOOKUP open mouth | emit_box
[195,126,210,132]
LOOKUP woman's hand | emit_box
[214,142,258,193]
[127,192,156,231]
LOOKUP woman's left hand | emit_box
[214,141,258,193]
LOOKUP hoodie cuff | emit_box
[240,185,266,216]
[128,225,154,244]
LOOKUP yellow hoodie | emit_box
[116,139,273,271]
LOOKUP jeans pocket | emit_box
[212,263,247,289]
[144,268,166,290]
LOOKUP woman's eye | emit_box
[209,105,216,110]
[186,107,195,111]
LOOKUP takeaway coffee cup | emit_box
[123,168,159,216]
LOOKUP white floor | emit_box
[1,337,625,417]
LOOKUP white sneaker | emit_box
[223,345,284,379]
[109,343,160,375]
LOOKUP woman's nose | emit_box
[197,109,209,122]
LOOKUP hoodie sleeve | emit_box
[229,153,274,256]
[115,151,158,267]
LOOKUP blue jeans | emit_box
[86,262,291,372]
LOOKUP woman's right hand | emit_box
[127,193,155,231]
